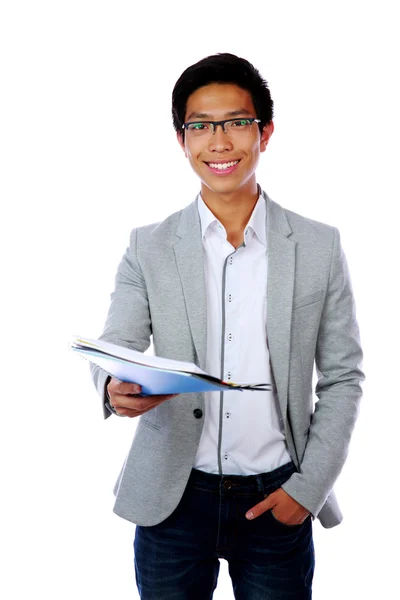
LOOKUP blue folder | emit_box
[70,336,271,395]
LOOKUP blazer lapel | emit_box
[265,193,296,421]
[173,197,207,371]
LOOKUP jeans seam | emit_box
[216,484,222,550]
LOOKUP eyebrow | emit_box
[186,108,254,121]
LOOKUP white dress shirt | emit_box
[193,191,292,475]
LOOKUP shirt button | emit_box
[224,453,228,460]
[225,412,231,419]
[228,294,233,302]
[228,333,233,341]
[193,409,203,419]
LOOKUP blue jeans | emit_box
[134,461,314,599]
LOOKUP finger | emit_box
[113,394,178,414]
[114,399,176,417]
[114,408,153,418]
[246,495,276,520]
[114,381,142,395]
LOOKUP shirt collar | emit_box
[197,188,267,246]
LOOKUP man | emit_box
[90,53,364,599]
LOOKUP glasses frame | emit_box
[181,117,261,135]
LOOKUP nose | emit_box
[208,124,233,152]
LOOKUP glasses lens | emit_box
[186,122,212,135]
[225,119,253,134]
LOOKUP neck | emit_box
[200,179,260,234]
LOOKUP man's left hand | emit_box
[245,487,310,525]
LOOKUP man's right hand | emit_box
[107,378,179,418]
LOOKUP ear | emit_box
[260,121,274,153]
[177,131,187,156]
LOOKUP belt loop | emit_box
[255,474,264,494]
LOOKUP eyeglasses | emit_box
[182,117,261,137]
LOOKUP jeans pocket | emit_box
[269,509,305,529]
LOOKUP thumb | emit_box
[245,490,277,520]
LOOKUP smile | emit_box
[204,160,241,174]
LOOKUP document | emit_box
[70,335,271,395]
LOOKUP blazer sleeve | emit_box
[90,228,152,419]
[281,227,365,517]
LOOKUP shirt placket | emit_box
[219,247,241,471]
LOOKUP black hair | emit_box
[172,53,274,137]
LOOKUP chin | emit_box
[204,183,239,195]
[204,178,247,194]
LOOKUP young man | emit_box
[91,53,364,599]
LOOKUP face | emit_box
[177,83,274,196]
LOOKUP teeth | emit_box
[208,160,239,170]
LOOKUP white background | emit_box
[1,1,399,598]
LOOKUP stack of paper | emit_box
[70,335,271,395]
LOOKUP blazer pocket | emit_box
[140,410,160,431]
[293,290,323,310]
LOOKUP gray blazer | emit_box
[90,190,364,529]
